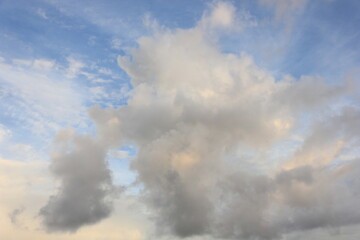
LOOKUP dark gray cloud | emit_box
[39,132,115,232]
[212,160,360,239]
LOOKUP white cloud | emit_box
[33,59,55,71]
[0,59,86,137]
[89,86,108,99]
[37,8,49,19]
[111,39,122,50]
[259,0,308,31]
[260,0,308,20]
[205,1,235,28]
[88,36,97,46]
[198,1,256,32]
[66,57,85,78]
[12,58,33,67]
[12,58,55,71]
[108,149,130,159]
[0,124,11,143]
[92,78,112,84]
[98,67,113,76]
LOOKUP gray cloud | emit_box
[212,158,360,239]
[41,1,360,239]
[39,131,115,232]
[88,4,359,237]
[9,207,25,227]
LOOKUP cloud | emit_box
[0,155,149,240]
[37,8,49,20]
[83,2,359,239]
[66,57,85,79]
[259,0,308,21]
[201,1,236,29]
[111,38,123,50]
[0,58,85,137]
[282,107,360,170]
[9,207,25,226]
[0,124,11,143]
[259,0,308,32]
[12,58,55,71]
[33,59,56,71]
[215,159,360,239]
[198,1,257,32]
[39,130,116,232]
[33,1,359,239]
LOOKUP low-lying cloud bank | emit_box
[40,2,360,239]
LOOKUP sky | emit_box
[0,0,360,239]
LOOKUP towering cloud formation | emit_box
[41,1,360,239]
[40,130,115,232]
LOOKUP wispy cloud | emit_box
[0,58,85,138]
[259,0,308,31]
[0,124,11,143]
[66,57,85,79]
[37,8,49,20]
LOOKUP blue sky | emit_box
[0,1,360,240]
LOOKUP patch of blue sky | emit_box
[280,1,360,81]
[46,0,207,31]
[0,0,130,72]
[0,0,135,140]
[107,145,138,188]
[214,0,360,83]
[209,1,286,68]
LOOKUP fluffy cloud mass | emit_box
[40,2,360,239]
[40,130,116,232]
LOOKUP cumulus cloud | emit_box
[200,1,236,29]
[0,155,146,240]
[41,1,359,239]
[39,130,116,232]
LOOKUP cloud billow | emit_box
[41,1,360,239]
[40,132,115,232]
